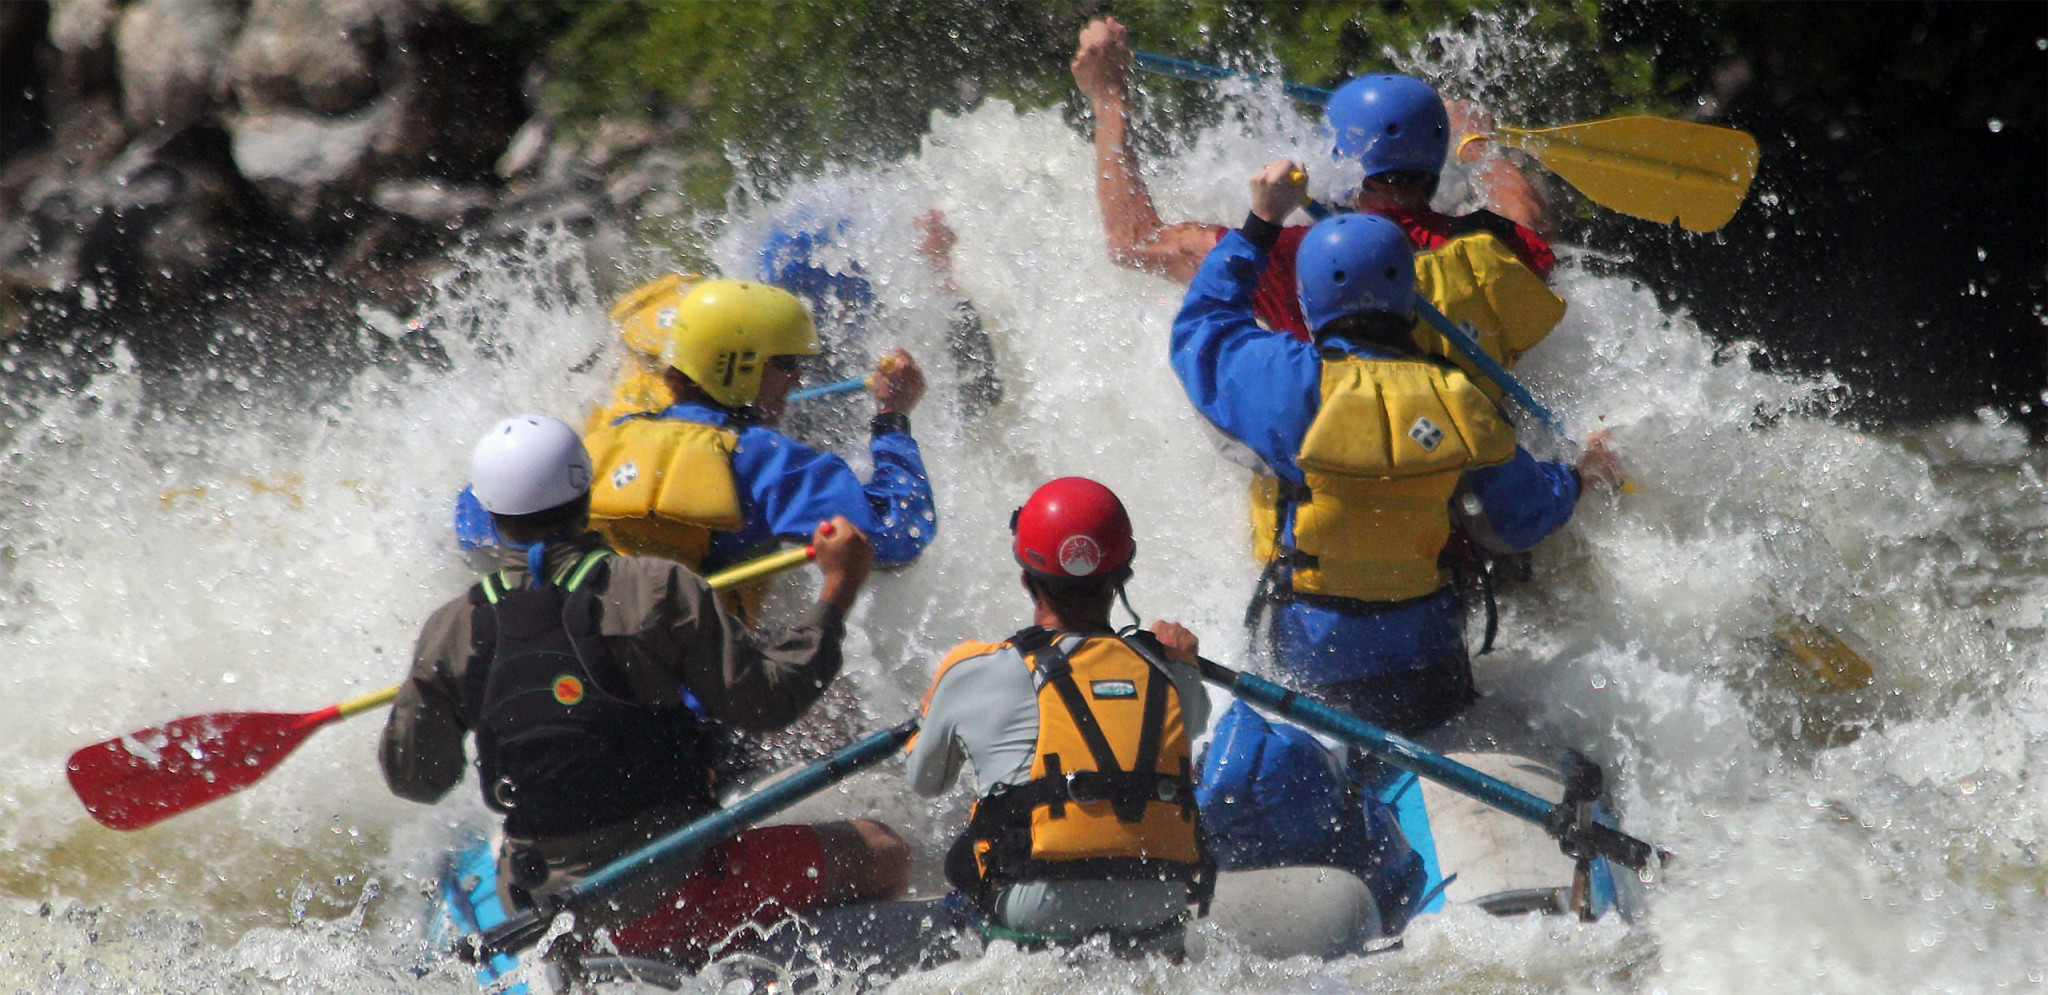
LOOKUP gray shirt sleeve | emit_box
[905,673,967,798]
[907,643,1040,798]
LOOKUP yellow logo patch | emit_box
[552,675,585,705]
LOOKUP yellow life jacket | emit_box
[958,630,1204,894]
[1409,225,1567,382]
[582,417,744,571]
[583,272,704,433]
[1253,355,1517,604]
[1250,219,1558,562]
[585,361,672,436]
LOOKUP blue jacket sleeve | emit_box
[1465,446,1581,550]
[863,429,936,565]
[1168,231,1322,479]
[727,426,935,567]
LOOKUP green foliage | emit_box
[530,1,1096,195]
[515,0,1715,210]
[504,0,2037,216]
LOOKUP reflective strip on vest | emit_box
[583,418,744,569]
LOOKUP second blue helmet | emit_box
[1295,213,1415,333]
[759,221,876,318]
[1324,74,1450,177]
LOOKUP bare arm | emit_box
[1072,16,1225,284]
[1450,100,1553,237]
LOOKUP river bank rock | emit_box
[0,0,631,354]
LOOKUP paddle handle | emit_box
[1283,168,1337,222]
[335,686,399,720]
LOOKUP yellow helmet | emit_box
[609,273,700,359]
[663,279,819,408]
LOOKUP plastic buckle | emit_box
[1063,771,1104,804]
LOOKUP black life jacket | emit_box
[462,547,717,839]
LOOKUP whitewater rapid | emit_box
[4,44,2046,994]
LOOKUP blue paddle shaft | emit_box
[1218,667,1554,825]
[1188,657,1660,871]
[786,376,867,403]
[472,718,919,958]
[1412,301,1571,443]
[568,719,915,902]
[1132,52,1333,105]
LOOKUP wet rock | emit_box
[495,118,550,182]
[224,0,388,116]
[113,0,241,131]
[229,96,404,225]
[47,0,118,94]
[1,0,583,351]
[372,178,496,226]
[1,125,252,304]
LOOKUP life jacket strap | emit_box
[473,548,612,605]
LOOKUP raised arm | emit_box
[1072,16,1226,284]
[1448,99,1553,238]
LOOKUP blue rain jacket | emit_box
[1170,230,1580,683]
[645,401,935,570]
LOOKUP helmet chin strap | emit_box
[1116,581,1142,630]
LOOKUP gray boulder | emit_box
[113,0,242,131]
[224,0,387,116]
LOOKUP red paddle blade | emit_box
[67,707,335,831]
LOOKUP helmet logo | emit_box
[552,675,585,705]
[611,461,639,491]
[1057,535,1102,576]
[1408,416,1444,452]
[717,350,760,387]
[656,306,678,329]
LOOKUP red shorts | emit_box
[605,824,829,962]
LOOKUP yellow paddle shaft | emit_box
[702,544,816,590]
[336,686,401,719]
[339,544,817,717]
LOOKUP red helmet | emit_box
[1011,477,1135,582]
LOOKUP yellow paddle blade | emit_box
[1767,614,1876,693]
[1494,116,1760,232]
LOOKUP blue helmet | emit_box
[758,222,875,318]
[1295,213,1415,332]
[1324,74,1449,177]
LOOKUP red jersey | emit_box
[1239,206,1556,342]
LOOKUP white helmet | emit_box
[469,414,593,516]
